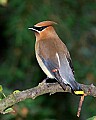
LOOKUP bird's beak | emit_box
[28,27,40,33]
[28,27,35,31]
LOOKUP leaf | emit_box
[3,108,15,114]
[0,85,6,98]
[21,107,29,117]
[0,85,3,92]
[13,90,20,94]
[87,116,96,120]
[0,0,8,6]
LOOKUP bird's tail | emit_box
[68,79,84,95]
[54,71,84,95]
[59,79,84,96]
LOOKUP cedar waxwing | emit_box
[28,21,84,95]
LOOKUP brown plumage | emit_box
[28,21,84,95]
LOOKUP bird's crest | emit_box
[35,21,57,27]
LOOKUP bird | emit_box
[28,21,84,95]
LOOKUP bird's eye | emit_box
[39,27,44,31]
[38,26,48,31]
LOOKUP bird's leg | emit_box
[38,77,49,87]
[41,77,49,83]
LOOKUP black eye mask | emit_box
[32,26,48,31]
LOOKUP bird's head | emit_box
[28,21,57,40]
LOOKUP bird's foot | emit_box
[38,77,49,87]
[41,77,49,83]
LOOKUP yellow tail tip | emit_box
[74,91,84,95]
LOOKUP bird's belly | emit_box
[36,53,54,79]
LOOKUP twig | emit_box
[0,81,96,115]
[77,95,85,117]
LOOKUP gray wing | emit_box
[58,53,75,85]
[39,52,80,91]
[66,57,75,75]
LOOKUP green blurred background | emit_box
[0,0,96,120]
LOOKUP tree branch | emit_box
[0,81,96,114]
